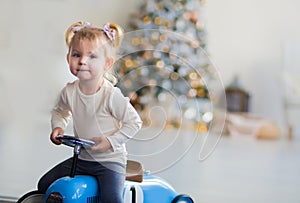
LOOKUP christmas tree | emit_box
[115,0,219,131]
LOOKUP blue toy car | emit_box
[17,135,194,203]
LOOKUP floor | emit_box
[0,125,300,203]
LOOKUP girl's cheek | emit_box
[69,65,77,74]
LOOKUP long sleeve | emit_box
[51,86,72,130]
[106,87,142,151]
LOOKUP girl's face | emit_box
[67,38,113,82]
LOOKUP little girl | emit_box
[37,21,142,203]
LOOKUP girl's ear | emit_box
[66,53,70,64]
[105,58,114,71]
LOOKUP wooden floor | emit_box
[1,126,300,203]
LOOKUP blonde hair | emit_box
[65,21,124,85]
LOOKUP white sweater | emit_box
[51,79,142,165]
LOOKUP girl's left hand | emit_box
[90,136,112,152]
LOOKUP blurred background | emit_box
[1,0,300,202]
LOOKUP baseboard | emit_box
[0,195,17,203]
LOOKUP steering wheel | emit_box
[56,135,96,177]
[56,135,95,149]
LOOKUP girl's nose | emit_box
[79,56,88,65]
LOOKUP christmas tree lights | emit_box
[115,0,217,131]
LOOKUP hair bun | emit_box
[105,23,124,48]
[65,22,86,47]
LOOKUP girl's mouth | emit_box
[77,68,89,71]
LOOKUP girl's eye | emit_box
[72,53,80,58]
[90,54,97,59]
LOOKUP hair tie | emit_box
[103,23,116,41]
[72,22,92,33]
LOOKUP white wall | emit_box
[1,0,300,138]
[205,0,300,130]
[0,0,139,137]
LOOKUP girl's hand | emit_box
[90,136,112,153]
[50,127,64,145]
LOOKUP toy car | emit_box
[17,135,194,203]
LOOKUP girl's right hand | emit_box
[50,127,64,145]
